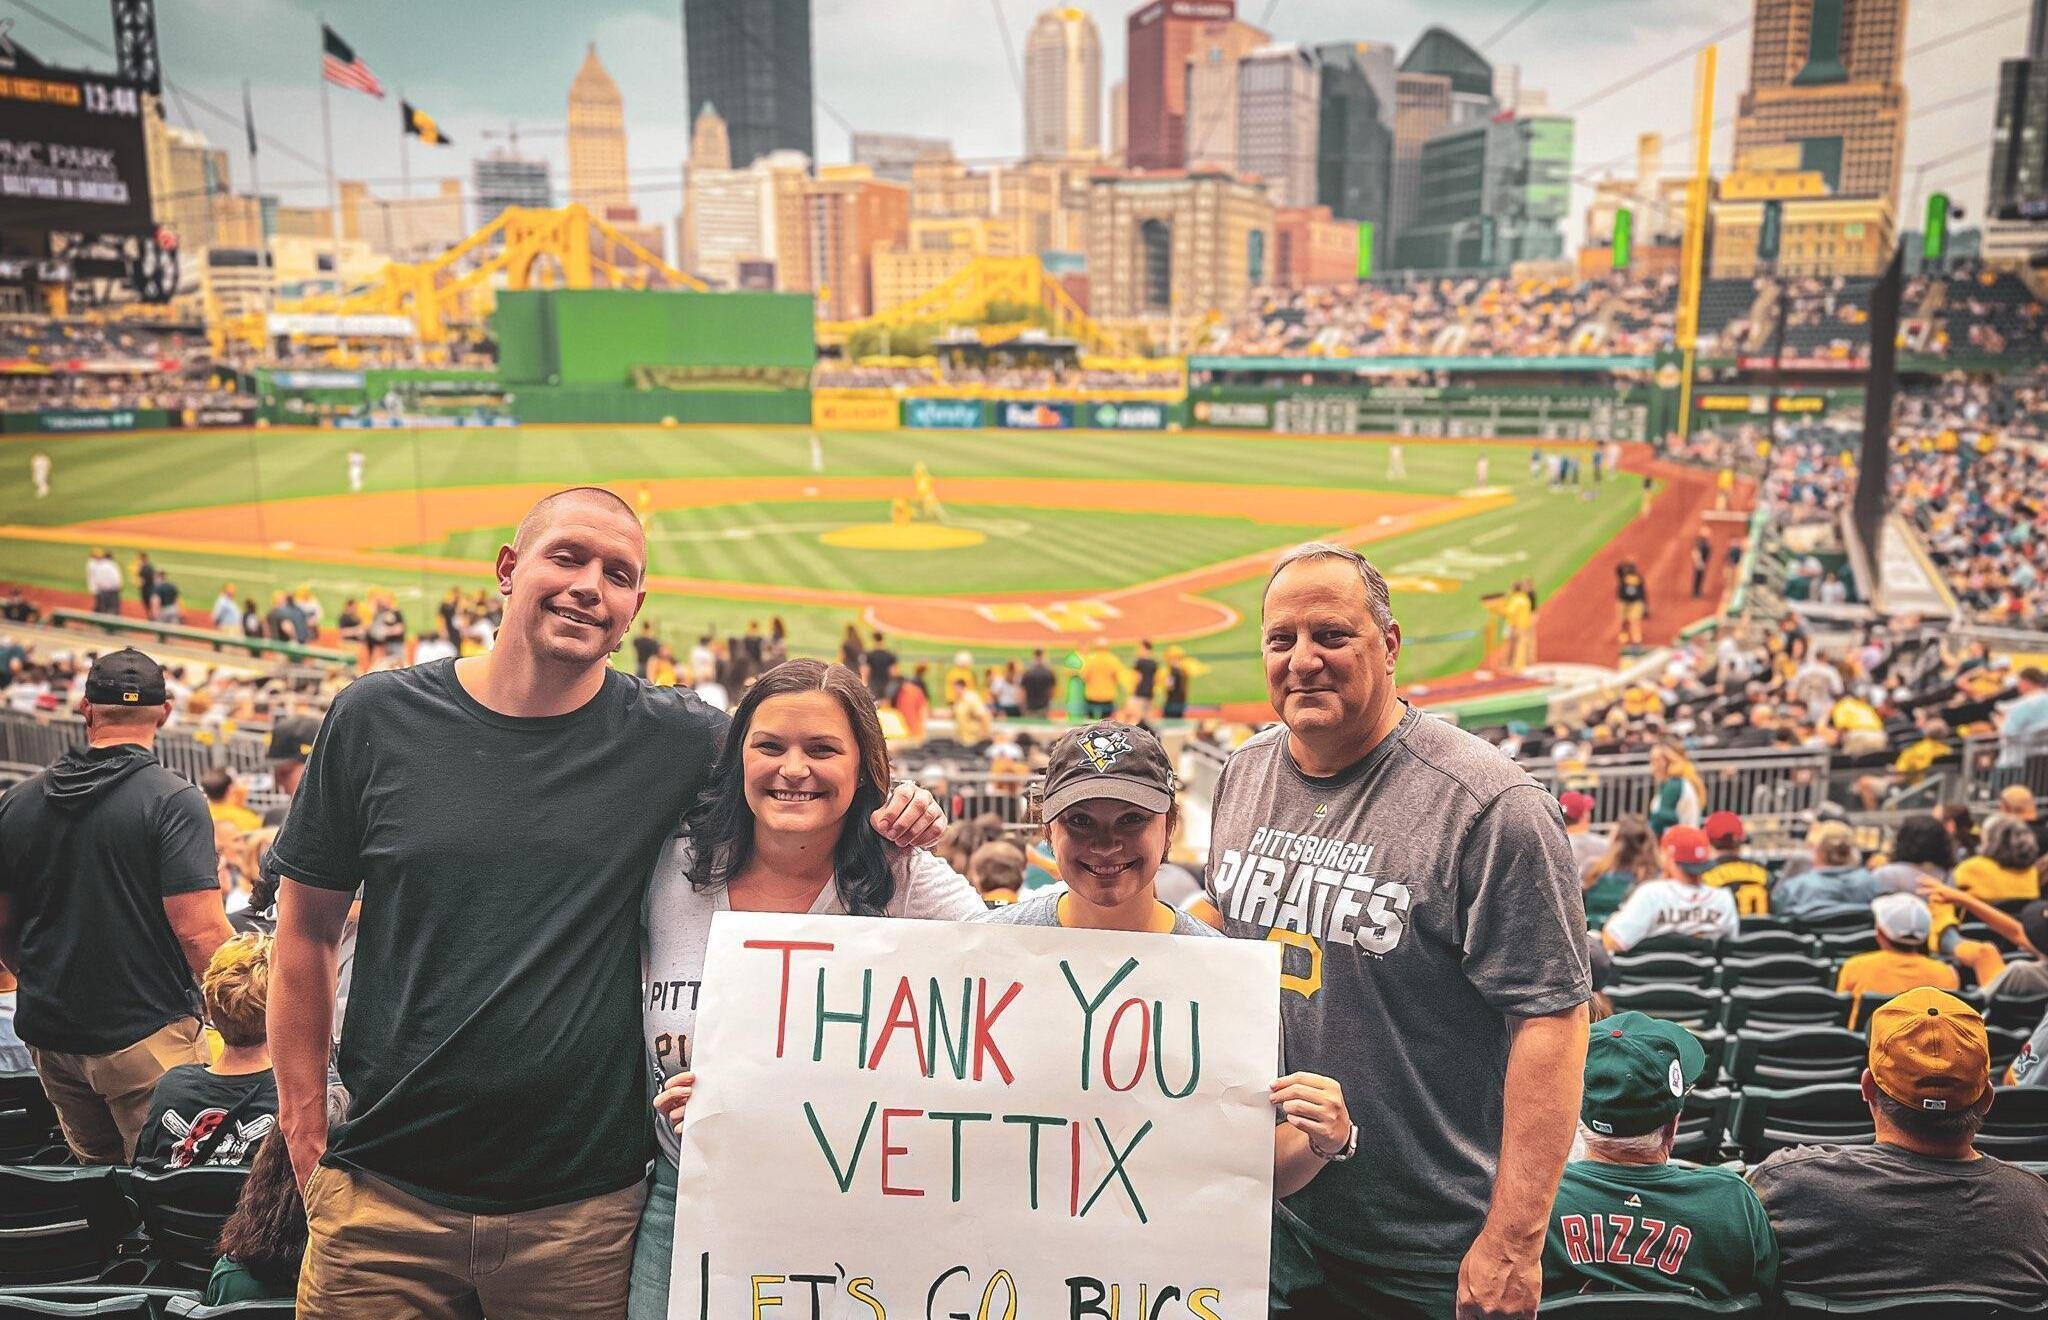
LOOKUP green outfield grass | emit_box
[0,425,1643,703]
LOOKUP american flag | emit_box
[321,25,384,98]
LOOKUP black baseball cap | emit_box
[1041,721,1176,820]
[83,648,167,707]
[266,714,323,764]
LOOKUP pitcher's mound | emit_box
[819,523,987,550]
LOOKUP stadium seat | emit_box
[0,1297,158,1319]
[123,1170,248,1290]
[1728,1084,1875,1162]
[1718,955,1835,991]
[1608,952,1718,988]
[1985,991,2048,1033]
[1790,911,1876,935]
[1719,987,1850,1032]
[1990,1025,2032,1074]
[0,1166,136,1286]
[1537,1294,1762,1315]
[1607,985,1723,1030]
[1671,1086,1732,1165]
[0,1289,197,1319]
[0,1073,61,1164]
[1737,915,1794,933]
[1724,929,1818,957]
[1814,929,1881,959]
[1778,1292,2048,1316]
[1624,935,1724,957]
[1722,1028,1869,1088]
[162,1301,293,1318]
[1978,1087,2048,1162]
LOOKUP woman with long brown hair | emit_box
[1581,816,1660,928]
[629,659,982,1318]
[204,1088,349,1303]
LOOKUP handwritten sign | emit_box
[671,911,1282,1319]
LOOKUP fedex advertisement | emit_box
[997,401,1074,430]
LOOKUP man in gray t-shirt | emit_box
[1207,543,1590,1320]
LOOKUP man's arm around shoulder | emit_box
[270,877,354,1194]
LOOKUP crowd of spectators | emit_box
[1,316,237,414]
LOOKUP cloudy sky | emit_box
[7,0,2029,249]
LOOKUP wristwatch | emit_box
[1314,1123,1360,1163]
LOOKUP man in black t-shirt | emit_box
[864,629,898,701]
[0,649,232,1163]
[270,487,946,1320]
[630,621,660,678]
[1130,638,1160,718]
[1020,648,1057,716]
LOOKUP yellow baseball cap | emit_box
[1868,987,1990,1112]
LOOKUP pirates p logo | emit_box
[1080,729,1132,772]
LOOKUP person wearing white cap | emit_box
[1835,894,1959,1028]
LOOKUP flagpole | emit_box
[243,79,261,206]
[398,85,412,255]
[319,16,340,262]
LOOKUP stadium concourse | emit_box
[6,264,2048,1317]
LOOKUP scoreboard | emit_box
[0,52,153,235]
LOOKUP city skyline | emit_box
[8,0,2024,252]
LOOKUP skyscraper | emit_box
[1182,18,1268,171]
[1237,45,1319,209]
[1025,7,1102,161]
[568,44,630,214]
[1315,41,1395,262]
[1390,71,1452,252]
[692,103,732,171]
[473,153,553,230]
[1983,2,2048,259]
[1125,0,1236,170]
[684,0,814,169]
[1734,0,1905,202]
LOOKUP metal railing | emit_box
[1521,747,1833,824]
[0,708,287,812]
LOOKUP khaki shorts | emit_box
[298,1164,645,1320]
[29,1017,206,1164]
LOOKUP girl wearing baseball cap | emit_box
[977,720,1359,1198]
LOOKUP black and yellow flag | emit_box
[402,100,451,146]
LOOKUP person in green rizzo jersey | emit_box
[1544,1012,1778,1301]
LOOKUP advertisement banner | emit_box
[1191,399,1273,429]
[37,408,139,432]
[903,398,987,429]
[812,392,900,430]
[672,912,1281,1319]
[996,400,1074,430]
[271,370,366,390]
[181,405,259,429]
[1085,401,1167,430]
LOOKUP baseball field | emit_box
[0,424,1647,706]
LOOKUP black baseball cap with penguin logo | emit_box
[1039,721,1176,820]
[83,648,167,707]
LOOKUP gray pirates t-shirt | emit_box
[1206,705,1591,1269]
[643,839,985,1164]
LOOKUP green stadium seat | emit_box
[1729,1084,1874,1162]
[1722,1028,1868,1088]
[0,1289,196,1319]
[162,1301,293,1318]
[1722,986,1853,1031]
[1790,911,1876,936]
[1985,991,2048,1033]
[1778,1293,2048,1316]
[1990,1025,2032,1076]
[1624,934,1724,957]
[0,1167,135,1286]
[1607,985,1723,1030]
[123,1170,248,1291]
[0,1074,60,1164]
[1814,929,1881,959]
[1738,915,1794,933]
[1671,1086,1732,1165]
[1718,955,1835,991]
[1609,952,1718,988]
[1725,929,1818,958]
[1538,1294,1762,1315]
[0,1297,158,1319]
[1978,1087,2048,1162]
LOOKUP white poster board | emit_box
[671,911,1282,1319]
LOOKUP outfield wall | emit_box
[495,289,816,387]
[1185,384,1653,441]
[513,385,812,426]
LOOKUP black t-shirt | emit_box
[865,647,897,695]
[1166,663,1189,703]
[133,1065,278,1170]
[0,745,217,1053]
[1132,656,1160,698]
[632,634,660,675]
[1020,663,1057,710]
[269,660,727,1214]
[155,580,180,608]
